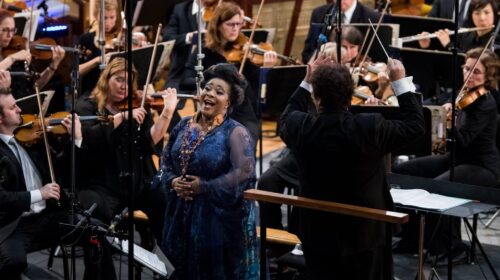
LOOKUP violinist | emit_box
[0,9,65,113]
[74,57,177,245]
[77,0,122,96]
[418,0,499,54]
[0,71,116,280]
[393,48,500,256]
[180,1,278,142]
[163,0,210,90]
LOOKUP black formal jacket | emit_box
[428,0,471,27]
[455,91,500,177]
[0,140,52,244]
[180,47,260,142]
[301,2,380,63]
[279,86,425,256]
[163,0,198,89]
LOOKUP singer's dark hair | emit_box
[202,63,247,112]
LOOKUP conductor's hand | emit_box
[305,54,335,83]
[40,183,60,201]
[387,58,406,82]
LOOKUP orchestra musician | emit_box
[279,55,424,280]
[0,9,66,114]
[0,71,115,280]
[301,0,379,64]
[428,0,471,27]
[77,0,122,97]
[180,1,278,143]
[74,57,178,244]
[392,48,500,256]
[419,0,499,54]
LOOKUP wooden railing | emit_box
[244,188,409,280]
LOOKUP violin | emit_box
[117,93,168,112]
[360,61,387,84]
[203,0,219,22]
[0,0,27,15]
[223,34,297,66]
[1,36,72,61]
[351,86,374,105]
[456,86,488,110]
[15,111,112,145]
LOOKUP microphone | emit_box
[74,203,97,229]
[108,207,128,232]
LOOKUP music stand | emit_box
[350,106,432,157]
[260,65,307,121]
[397,47,465,102]
[241,28,276,44]
[133,0,176,26]
[386,14,454,49]
[14,11,40,40]
[110,44,165,88]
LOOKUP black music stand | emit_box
[310,23,394,63]
[110,45,165,88]
[387,14,454,49]
[397,47,466,103]
[133,0,177,26]
[389,173,500,280]
[241,29,273,44]
[350,106,433,157]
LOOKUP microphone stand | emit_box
[69,44,80,280]
[98,0,106,71]
[314,4,337,60]
[334,0,342,65]
[125,0,135,278]
[195,0,205,98]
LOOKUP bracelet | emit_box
[48,64,57,71]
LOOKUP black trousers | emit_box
[0,210,116,280]
[392,153,498,254]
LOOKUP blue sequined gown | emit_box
[152,116,259,280]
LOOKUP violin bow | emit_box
[238,0,265,74]
[367,19,390,61]
[139,23,162,109]
[351,0,391,76]
[98,0,106,70]
[34,84,59,206]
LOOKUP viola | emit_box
[15,111,112,145]
[117,93,169,112]
[456,86,488,110]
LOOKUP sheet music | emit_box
[390,188,471,211]
[113,238,167,277]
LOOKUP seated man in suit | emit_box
[0,71,116,280]
[301,0,379,63]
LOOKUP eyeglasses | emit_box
[461,65,484,75]
[223,21,243,29]
[0,27,17,34]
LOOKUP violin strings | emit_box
[367,19,390,61]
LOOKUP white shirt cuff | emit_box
[300,80,313,93]
[30,190,43,203]
[391,76,416,96]
[75,138,82,148]
[185,33,192,44]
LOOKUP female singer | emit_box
[153,63,258,279]
[0,9,65,113]
[77,0,122,96]
[393,48,500,255]
[180,1,277,142]
[75,57,177,242]
[419,0,498,53]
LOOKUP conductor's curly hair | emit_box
[202,63,248,112]
[311,64,354,111]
